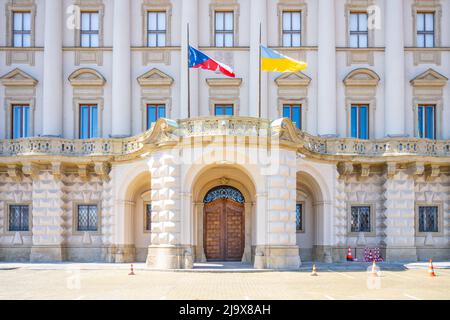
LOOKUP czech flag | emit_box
[189,46,236,78]
[261,46,308,73]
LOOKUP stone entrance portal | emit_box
[203,187,245,261]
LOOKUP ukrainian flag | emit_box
[261,46,308,72]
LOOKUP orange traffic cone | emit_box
[129,264,135,276]
[311,264,318,276]
[346,247,354,261]
[428,259,436,277]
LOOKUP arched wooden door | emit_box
[203,186,245,261]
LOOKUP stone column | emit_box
[29,169,65,262]
[256,151,301,269]
[383,166,417,261]
[42,0,63,137]
[111,0,131,137]
[180,0,198,118]
[146,152,191,269]
[384,0,405,137]
[249,0,267,117]
[317,0,337,136]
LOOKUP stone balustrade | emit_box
[0,117,449,159]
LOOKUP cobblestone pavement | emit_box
[0,262,449,300]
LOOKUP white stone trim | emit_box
[343,68,380,139]
[410,69,447,139]
[277,0,308,47]
[415,202,444,237]
[347,202,376,237]
[411,0,442,65]
[4,0,36,66]
[141,0,172,65]
[209,0,240,47]
[73,0,105,66]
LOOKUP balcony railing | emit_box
[0,117,449,158]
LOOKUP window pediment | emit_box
[137,68,174,87]
[410,68,448,87]
[69,68,106,87]
[344,68,380,87]
[206,78,242,87]
[0,68,38,87]
[275,72,311,87]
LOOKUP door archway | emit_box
[203,186,245,261]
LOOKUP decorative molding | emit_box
[1,68,37,139]
[344,68,380,139]
[0,117,449,162]
[337,162,354,178]
[360,164,370,177]
[68,68,106,87]
[138,68,174,131]
[206,78,243,116]
[6,164,21,181]
[51,162,62,179]
[21,162,38,179]
[410,68,447,140]
[137,68,174,87]
[78,164,89,181]
[410,68,448,87]
[385,162,397,179]
[343,68,380,87]
[94,162,110,181]
[0,68,38,87]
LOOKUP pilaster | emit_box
[30,170,65,262]
[146,152,192,269]
[383,167,417,261]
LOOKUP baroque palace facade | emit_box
[0,0,449,269]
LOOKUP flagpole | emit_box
[187,23,191,119]
[258,23,262,119]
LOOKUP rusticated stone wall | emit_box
[414,173,450,260]
[0,173,33,261]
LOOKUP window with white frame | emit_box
[80,12,99,48]
[215,11,234,47]
[12,104,31,139]
[147,12,166,47]
[12,11,31,47]
[418,105,436,139]
[214,104,234,116]
[350,206,371,233]
[282,11,301,47]
[9,205,30,232]
[79,104,98,139]
[418,206,438,233]
[77,205,98,232]
[416,12,435,48]
[283,104,302,130]
[146,104,166,129]
[349,12,368,48]
[351,105,369,140]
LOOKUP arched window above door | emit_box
[204,186,245,204]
